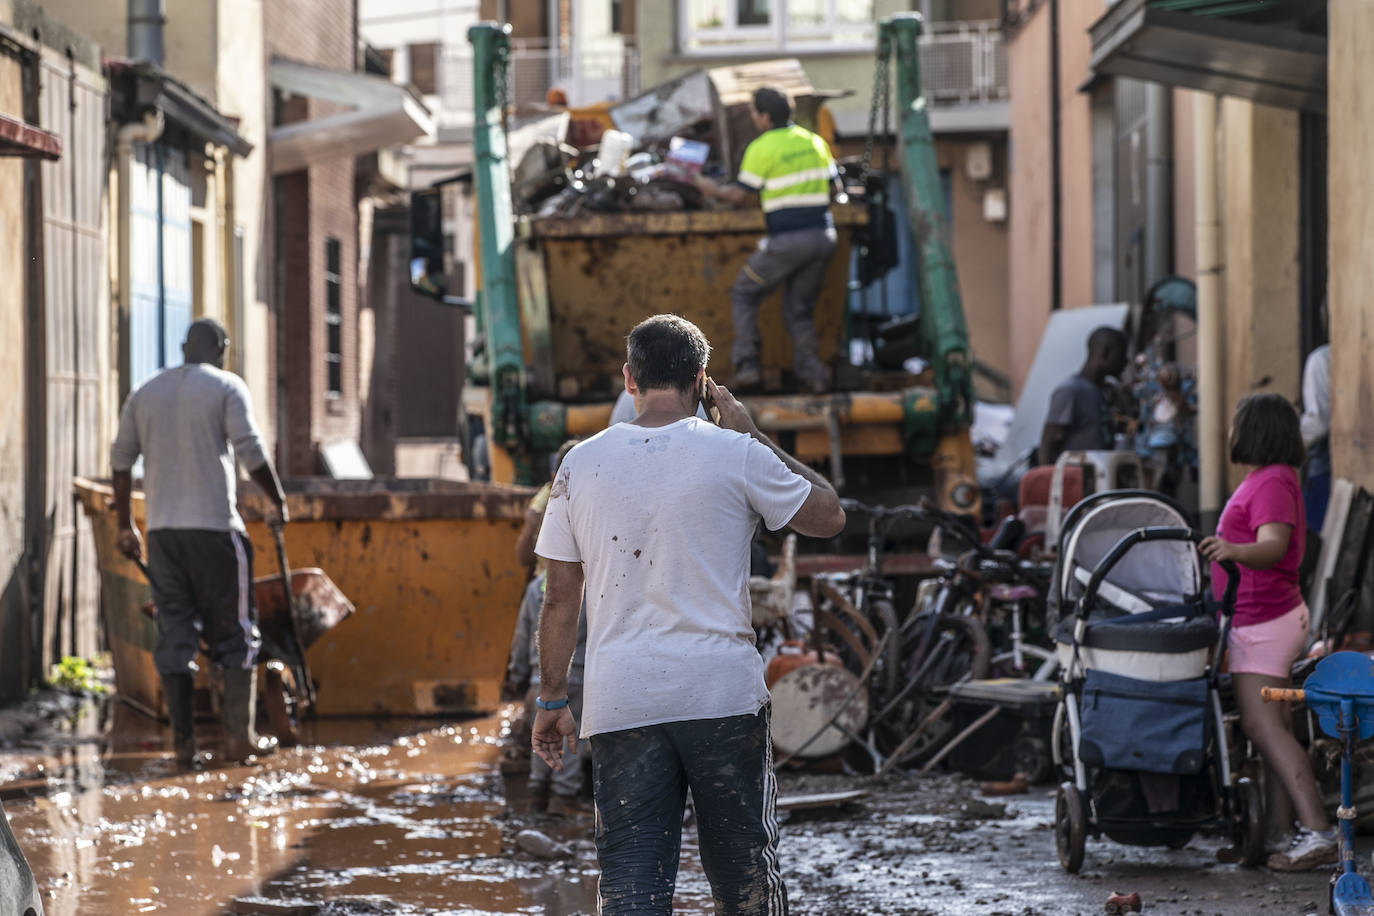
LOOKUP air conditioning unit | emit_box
[965,142,993,181]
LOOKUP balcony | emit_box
[438,39,642,136]
[436,21,1008,140]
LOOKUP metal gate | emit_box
[34,48,105,670]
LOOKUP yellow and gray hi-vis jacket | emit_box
[735,123,837,236]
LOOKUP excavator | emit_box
[412,13,980,519]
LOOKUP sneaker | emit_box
[1266,827,1338,871]
[1266,829,1296,855]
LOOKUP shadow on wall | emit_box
[0,566,30,703]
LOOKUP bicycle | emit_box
[913,504,1058,682]
[801,500,990,764]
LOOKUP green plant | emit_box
[48,655,110,695]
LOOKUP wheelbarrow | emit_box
[134,525,354,744]
[1263,651,1374,916]
[0,796,42,916]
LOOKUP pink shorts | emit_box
[1227,602,1310,677]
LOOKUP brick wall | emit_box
[267,0,361,476]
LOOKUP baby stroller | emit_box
[1048,490,1261,872]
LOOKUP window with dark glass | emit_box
[325,237,342,398]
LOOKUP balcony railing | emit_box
[438,39,642,129]
[435,21,1004,132]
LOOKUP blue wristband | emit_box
[535,695,568,711]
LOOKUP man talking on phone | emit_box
[532,314,844,915]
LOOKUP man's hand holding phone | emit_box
[699,376,722,426]
[703,378,756,437]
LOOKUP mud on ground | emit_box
[0,698,1341,915]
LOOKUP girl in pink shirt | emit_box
[1200,392,1333,871]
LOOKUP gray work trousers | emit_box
[729,226,838,378]
[147,528,261,675]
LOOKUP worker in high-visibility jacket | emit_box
[697,87,840,394]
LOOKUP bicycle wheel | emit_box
[878,615,991,766]
[904,613,990,689]
[869,598,903,704]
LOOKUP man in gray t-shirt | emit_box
[1038,326,1128,466]
[110,318,288,767]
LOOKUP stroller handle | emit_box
[1261,687,1305,704]
[1077,527,1240,620]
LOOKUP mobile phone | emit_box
[700,376,721,425]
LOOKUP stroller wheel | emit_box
[1055,782,1088,873]
[1231,777,1265,867]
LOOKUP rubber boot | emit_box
[162,673,197,767]
[221,667,278,762]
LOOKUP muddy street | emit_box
[0,697,1343,916]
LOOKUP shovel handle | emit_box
[1261,687,1305,704]
[268,522,317,707]
[270,523,292,601]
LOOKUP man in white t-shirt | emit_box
[532,314,844,915]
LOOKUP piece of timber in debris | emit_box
[777,789,869,812]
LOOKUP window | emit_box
[408,42,438,95]
[324,237,342,399]
[681,0,874,53]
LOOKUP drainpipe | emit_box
[127,0,165,64]
[1144,84,1172,288]
[214,148,243,377]
[1194,93,1223,532]
[116,110,165,406]
[1049,0,1062,310]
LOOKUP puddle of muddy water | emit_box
[0,700,1345,916]
[2,700,612,915]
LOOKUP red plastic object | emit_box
[1017,465,1085,513]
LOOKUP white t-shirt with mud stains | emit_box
[534,416,812,738]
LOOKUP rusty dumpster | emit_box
[76,476,534,718]
[511,205,865,402]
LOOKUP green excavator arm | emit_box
[878,13,975,436]
[469,22,529,478]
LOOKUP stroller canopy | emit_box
[1058,496,1200,617]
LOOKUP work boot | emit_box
[221,667,278,763]
[162,673,197,767]
[546,793,591,818]
[528,781,551,815]
[730,365,762,392]
[795,359,830,395]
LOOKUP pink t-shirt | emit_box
[1211,464,1304,628]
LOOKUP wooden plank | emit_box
[0,112,61,159]
[777,789,869,812]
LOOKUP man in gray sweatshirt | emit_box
[111,318,288,766]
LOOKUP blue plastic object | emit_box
[1297,652,1374,916]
